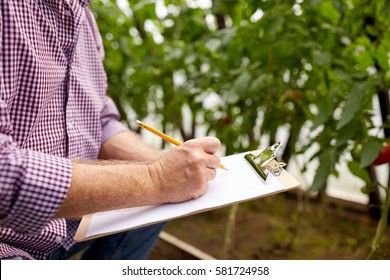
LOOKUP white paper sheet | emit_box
[78,152,299,240]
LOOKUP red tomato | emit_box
[222,116,232,124]
[373,144,390,165]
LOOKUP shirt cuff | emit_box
[101,119,128,145]
[1,149,72,233]
[100,96,128,145]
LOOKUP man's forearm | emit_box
[55,130,164,218]
[55,161,161,218]
[99,130,163,162]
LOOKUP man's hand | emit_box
[148,137,221,203]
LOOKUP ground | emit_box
[163,192,390,260]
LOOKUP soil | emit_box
[163,192,390,260]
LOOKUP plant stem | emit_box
[222,203,239,259]
[285,189,310,249]
[367,184,390,259]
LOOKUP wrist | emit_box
[146,161,166,204]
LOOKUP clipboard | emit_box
[74,144,300,242]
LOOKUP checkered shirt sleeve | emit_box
[0,0,128,259]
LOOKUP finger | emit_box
[191,191,205,200]
[206,154,221,170]
[206,167,217,181]
[186,137,221,154]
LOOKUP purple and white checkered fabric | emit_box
[0,0,126,259]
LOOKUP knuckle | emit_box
[183,139,198,148]
[187,150,204,165]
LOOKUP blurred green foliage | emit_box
[90,0,390,193]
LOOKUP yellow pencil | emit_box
[136,120,228,171]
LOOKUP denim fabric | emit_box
[47,222,166,260]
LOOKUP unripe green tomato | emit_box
[351,144,362,161]
[384,70,390,86]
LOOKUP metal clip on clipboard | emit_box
[244,141,287,181]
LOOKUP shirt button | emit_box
[67,122,73,129]
[55,236,63,244]
[64,10,72,16]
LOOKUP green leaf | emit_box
[225,89,240,103]
[319,0,340,25]
[355,51,374,70]
[336,82,370,130]
[267,15,284,35]
[336,123,356,147]
[332,68,351,83]
[250,73,274,90]
[312,105,329,129]
[165,48,183,61]
[312,92,335,129]
[233,71,252,95]
[205,38,221,53]
[376,42,390,71]
[360,141,384,168]
[220,28,237,47]
[347,161,371,183]
[309,147,336,192]
[312,50,331,66]
[361,183,378,194]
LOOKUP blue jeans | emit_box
[47,223,165,260]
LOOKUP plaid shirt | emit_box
[0,0,126,259]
